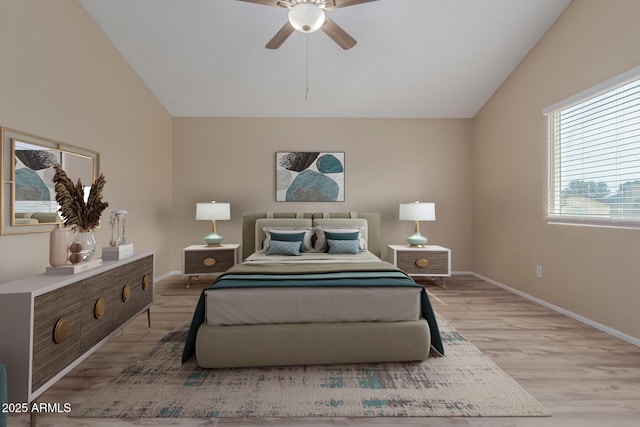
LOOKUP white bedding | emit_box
[204,286,421,326]
[204,250,422,326]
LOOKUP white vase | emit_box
[49,225,68,267]
[69,230,96,264]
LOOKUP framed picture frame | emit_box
[276,152,345,202]
[1,127,99,235]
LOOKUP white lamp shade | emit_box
[399,202,435,221]
[288,3,325,33]
[196,202,230,221]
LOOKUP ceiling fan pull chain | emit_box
[305,35,310,101]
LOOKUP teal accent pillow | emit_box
[324,231,359,241]
[327,238,360,254]
[267,239,302,256]
[270,231,306,251]
[323,231,360,253]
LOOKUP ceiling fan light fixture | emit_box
[288,3,325,33]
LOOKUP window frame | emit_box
[544,66,640,229]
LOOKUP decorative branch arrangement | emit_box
[53,164,108,231]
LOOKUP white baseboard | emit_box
[468,271,640,348]
[154,270,180,282]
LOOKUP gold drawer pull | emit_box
[203,257,217,267]
[142,274,151,290]
[53,317,69,344]
[122,284,131,302]
[94,297,106,319]
[415,258,429,268]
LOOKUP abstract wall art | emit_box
[276,152,345,202]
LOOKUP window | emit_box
[544,67,640,227]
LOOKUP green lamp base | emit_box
[203,232,223,247]
[406,232,428,247]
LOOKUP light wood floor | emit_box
[8,274,640,427]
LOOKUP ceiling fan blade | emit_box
[266,21,295,49]
[321,17,357,50]
[324,0,377,10]
[236,0,283,7]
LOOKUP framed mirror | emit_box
[1,127,100,235]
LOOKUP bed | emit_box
[182,212,443,368]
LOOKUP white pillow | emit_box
[255,218,313,252]
[263,227,315,252]
[313,227,366,253]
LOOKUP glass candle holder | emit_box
[109,209,128,247]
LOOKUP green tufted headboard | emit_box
[242,212,381,260]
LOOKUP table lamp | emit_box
[196,201,230,246]
[399,201,435,247]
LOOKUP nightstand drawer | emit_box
[184,248,235,274]
[397,250,449,275]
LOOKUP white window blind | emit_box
[544,68,640,227]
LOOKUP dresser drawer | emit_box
[112,261,139,326]
[184,248,235,274]
[397,250,449,275]
[135,255,154,312]
[80,271,115,353]
[32,282,82,390]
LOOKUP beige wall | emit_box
[473,0,640,339]
[0,0,173,283]
[171,118,473,269]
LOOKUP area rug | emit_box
[71,317,550,418]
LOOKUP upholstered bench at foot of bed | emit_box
[195,318,430,368]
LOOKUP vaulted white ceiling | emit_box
[79,0,570,118]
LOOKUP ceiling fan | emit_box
[237,0,377,50]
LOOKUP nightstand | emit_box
[182,244,240,288]
[388,244,451,287]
